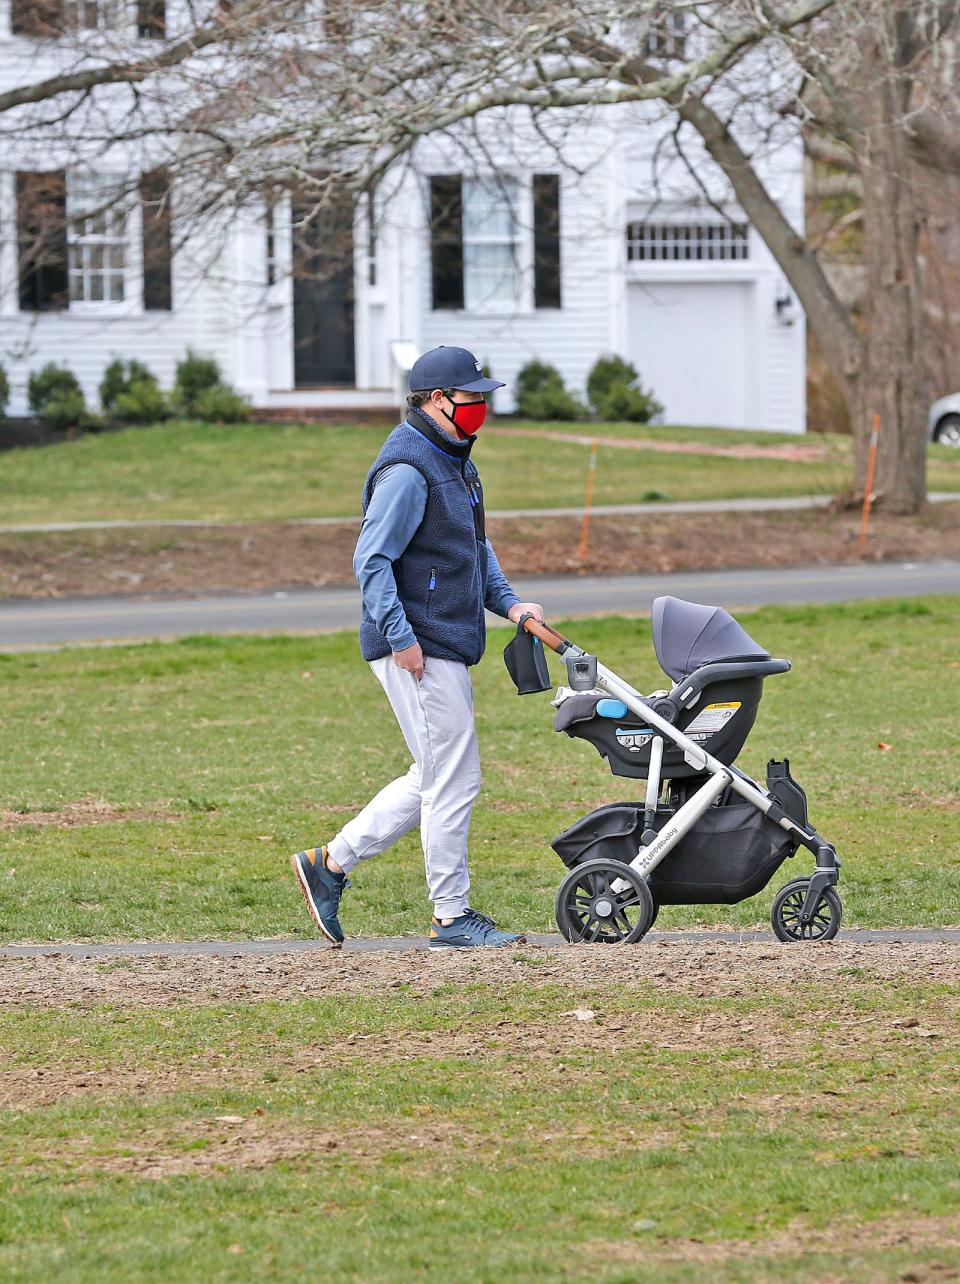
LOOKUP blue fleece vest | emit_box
[359,411,490,666]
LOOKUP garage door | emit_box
[627,281,753,428]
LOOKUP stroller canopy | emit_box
[652,596,770,682]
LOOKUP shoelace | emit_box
[462,908,497,931]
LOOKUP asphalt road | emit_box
[0,560,957,649]
[3,928,959,958]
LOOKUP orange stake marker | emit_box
[577,437,599,562]
[858,414,880,557]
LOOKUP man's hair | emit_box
[407,388,452,409]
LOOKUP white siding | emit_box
[0,31,808,431]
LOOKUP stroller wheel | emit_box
[555,859,655,945]
[771,878,842,942]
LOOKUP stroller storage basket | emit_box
[552,796,798,905]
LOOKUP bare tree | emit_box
[4,0,958,510]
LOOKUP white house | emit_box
[0,2,807,431]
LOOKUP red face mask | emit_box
[442,396,487,438]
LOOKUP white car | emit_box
[929,395,960,446]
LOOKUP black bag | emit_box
[552,796,797,905]
[503,619,552,695]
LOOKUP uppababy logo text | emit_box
[635,826,679,873]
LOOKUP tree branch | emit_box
[0,0,277,116]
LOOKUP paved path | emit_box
[2,492,957,535]
[1,560,957,649]
[2,928,958,958]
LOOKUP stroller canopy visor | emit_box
[652,596,770,682]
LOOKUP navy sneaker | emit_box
[428,908,526,949]
[290,846,348,945]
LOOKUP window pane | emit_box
[464,243,517,309]
[463,177,518,239]
[67,170,128,304]
[462,176,519,309]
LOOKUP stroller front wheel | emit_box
[771,878,842,942]
[555,859,655,945]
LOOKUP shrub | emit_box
[194,384,252,423]
[586,354,663,423]
[99,358,157,415]
[586,355,640,411]
[27,363,81,415]
[594,382,664,424]
[0,364,9,417]
[515,359,585,420]
[516,359,564,406]
[519,385,585,421]
[113,379,170,424]
[39,389,88,430]
[174,349,222,415]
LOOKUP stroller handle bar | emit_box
[518,613,575,655]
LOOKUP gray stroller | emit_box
[503,597,842,944]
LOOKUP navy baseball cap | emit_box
[409,346,505,394]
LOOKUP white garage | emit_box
[627,280,755,430]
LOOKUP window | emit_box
[462,177,519,309]
[626,222,749,262]
[11,0,63,37]
[10,0,164,36]
[430,173,561,312]
[644,10,688,60]
[67,173,127,304]
[137,0,165,37]
[65,0,101,28]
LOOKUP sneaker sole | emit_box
[290,854,343,947]
[428,935,527,950]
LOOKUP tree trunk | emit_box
[677,98,865,434]
[853,62,928,513]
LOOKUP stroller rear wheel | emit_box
[556,859,655,945]
[771,878,842,942]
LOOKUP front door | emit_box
[292,193,356,386]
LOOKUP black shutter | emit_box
[16,171,68,312]
[11,0,62,36]
[533,174,561,309]
[137,0,166,38]
[141,168,172,310]
[430,175,463,310]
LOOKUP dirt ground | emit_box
[2,939,958,1013]
[2,504,958,600]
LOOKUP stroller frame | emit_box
[514,614,841,934]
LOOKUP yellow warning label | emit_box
[685,701,742,740]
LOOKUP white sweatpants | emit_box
[326,655,480,919]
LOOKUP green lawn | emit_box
[2,419,958,525]
[1,971,959,1280]
[3,598,960,1281]
[1,597,958,943]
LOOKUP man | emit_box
[291,345,544,948]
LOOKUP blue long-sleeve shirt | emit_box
[354,462,520,651]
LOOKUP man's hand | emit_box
[393,641,425,681]
[507,602,546,624]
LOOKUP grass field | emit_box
[1,597,958,943]
[3,598,960,1280]
[2,951,960,1281]
[2,420,959,526]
